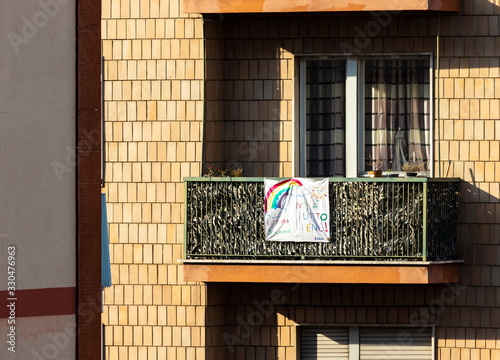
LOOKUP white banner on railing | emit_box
[264,178,330,242]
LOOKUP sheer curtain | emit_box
[306,59,346,177]
[364,59,430,171]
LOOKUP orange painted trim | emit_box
[0,287,76,319]
[183,0,460,14]
[183,263,461,284]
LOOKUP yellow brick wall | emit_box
[103,0,500,359]
[102,0,207,358]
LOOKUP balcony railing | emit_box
[184,177,459,261]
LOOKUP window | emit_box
[300,326,434,360]
[299,55,432,177]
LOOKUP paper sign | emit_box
[264,178,330,242]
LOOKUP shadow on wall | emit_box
[202,0,500,179]
[457,179,500,272]
[203,12,449,178]
[203,16,286,177]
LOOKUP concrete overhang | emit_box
[182,260,462,284]
[183,0,460,14]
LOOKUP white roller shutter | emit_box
[300,326,432,360]
[359,327,432,360]
[301,327,349,359]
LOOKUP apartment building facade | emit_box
[102,0,500,358]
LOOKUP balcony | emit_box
[183,177,462,284]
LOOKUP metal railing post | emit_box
[183,180,188,260]
[422,181,428,261]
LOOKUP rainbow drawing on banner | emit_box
[264,179,303,213]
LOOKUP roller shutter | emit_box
[301,327,349,359]
[359,327,432,360]
[300,326,432,360]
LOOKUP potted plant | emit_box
[365,155,382,178]
[401,161,425,176]
[384,161,399,177]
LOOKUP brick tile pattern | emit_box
[103,0,206,358]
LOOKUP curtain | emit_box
[306,59,346,177]
[364,59,430,171]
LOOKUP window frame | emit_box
[297,53,434,178]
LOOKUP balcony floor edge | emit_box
[183,261,462,284]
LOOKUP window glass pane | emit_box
[306,59,346,177]
[364,59,430,172]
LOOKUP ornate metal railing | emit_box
[184,177,460,261]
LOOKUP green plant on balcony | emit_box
[204,166,243,177]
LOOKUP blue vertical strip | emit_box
[101,193,112,288]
